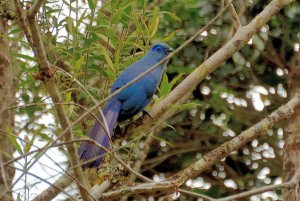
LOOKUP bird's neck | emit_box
[141,54,166,69]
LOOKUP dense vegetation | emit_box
[0,0,299,200]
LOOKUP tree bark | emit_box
[0,19,18,201]
[284,43,300,201]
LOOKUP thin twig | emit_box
[35,1,231,153]
[31,171,73,201]
[27,4,231,200]
[13,0,94,200]
[227,0,241,30]
[179,189,215,201]
[216,168,300,201]
[28,0,46,18]
[216,182,291,201]
[93,93,300,200]
[24,0,294,200]
[148,0,294,121]
[51,64,112,145]
[169,94,300,184]
[11,165,74,200]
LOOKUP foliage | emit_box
[7,0,300,200]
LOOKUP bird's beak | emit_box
[167,48,174,53]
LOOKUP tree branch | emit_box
[25,4,231,200]
[169,94,300,184]
[94,181,177,201]
[13,1,93,200]
[90,2,295,198]
[92,93,300,200]
[227,0,242,30]
[20,0,295,200]
[28,0,45,18]
[148,0,294,121]
[124,0,294,186]
[216,168,300,201]
[31,170,73,201]
[0,18,17,201]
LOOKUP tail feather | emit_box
[78,98,121,168]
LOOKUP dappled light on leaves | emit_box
[2,0,299,200]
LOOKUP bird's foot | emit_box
[132,110,153,127]
[113,125,125,139]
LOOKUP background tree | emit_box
[0,19,18,201]
[0,0,299,200]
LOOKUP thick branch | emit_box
[169,94,300,184]
[27,5,231,200]
[148,0,294,121]
[284,38,300,200]
[91,94,300,199]
[96,181,177,201]
[24,0,294,199]
[124,0,294,185]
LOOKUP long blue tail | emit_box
[78,98,121,168]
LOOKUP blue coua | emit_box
[78,43,173,168]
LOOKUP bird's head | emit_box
[148,43,173,61]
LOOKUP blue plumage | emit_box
[78,43,173,168]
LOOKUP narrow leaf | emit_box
[6,128,23,155]
[87,0,95,9]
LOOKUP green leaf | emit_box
[66,17,74,35]
[16,193,21,201]
[76,9,88,29]
[112,3,134,24]
[169,73,184,88]
[159,73,184,97]
[131,13,147,35]
[149,6,160,38]
[74,56,85,71]
[87,0,95,10]
[103,28,118,48]
[8,28,21,35]
[6,36,30,49]
[38,132,51,141]
[6,128,23,155]
[104,68,115,78]
[65,92,72,102]
[97,12,110,26]
[99,46,114,71]
[45,8,62,15]
[95,33,116,49]
[161,11,182,23]
[14,53,35,61]
[161,30,179,42]
[159,74,169,97]
[24,135,35,154]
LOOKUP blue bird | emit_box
[78,43,173,168]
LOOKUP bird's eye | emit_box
[153,45,163,52]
